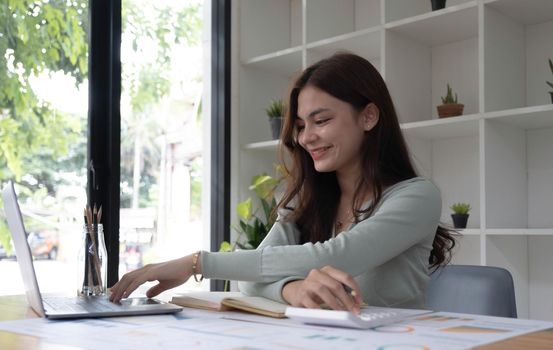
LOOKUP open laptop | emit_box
[1,181,182,319]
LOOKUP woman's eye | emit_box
[315,118,329,125]
[296,125,305,131]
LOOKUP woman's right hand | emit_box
[282,265,362,314]
[109,254,195,303]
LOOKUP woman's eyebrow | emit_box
[297,107,332,120]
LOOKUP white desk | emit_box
[1,295,553,350]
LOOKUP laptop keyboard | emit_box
[43,296,122,313]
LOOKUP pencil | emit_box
[342,284,357,297]
[91,204,103,289]
[83,207,90,291]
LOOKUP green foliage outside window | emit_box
[120,0,202,209]
[0,0,203,254]
[0,0,88,254]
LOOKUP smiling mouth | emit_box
[310,146,332,160]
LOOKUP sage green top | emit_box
[200,177,441,308]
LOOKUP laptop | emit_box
[1,181,183,319]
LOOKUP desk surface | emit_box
[1,295,553,350]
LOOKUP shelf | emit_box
[483,4,553,112]
[456,229,481,236]
[451,228,553,236]
[484,105,553,130]
[239,0,302,60]
[384,4,480,123]
[485,229,553,236]
[305,0,381,43]
[386,2,478,46]
[243,46,303,75]
[243,104,553,147]
[485,0,553,25]
[306,27,381,65]
[401,113,481,140]
[235,0,553,321]
[243,140,279,151]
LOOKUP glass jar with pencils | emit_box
[78,206,107,296]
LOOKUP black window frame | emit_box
[210,0,231,292]
[88,0,121,287]
[88,0,230,289]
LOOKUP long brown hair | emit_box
[278,53,455,269]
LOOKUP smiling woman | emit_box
[109,53,456,314]
[295,86,379,176]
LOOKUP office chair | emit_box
[426,264,517,318]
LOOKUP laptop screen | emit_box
[2,181,46,316]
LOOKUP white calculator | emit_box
[285,306,432,329]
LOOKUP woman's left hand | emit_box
[281,265,363,314]
[109,254,195,303]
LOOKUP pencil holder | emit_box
[78,224,107,296]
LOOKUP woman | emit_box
[110,53,456,313]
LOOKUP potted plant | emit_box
[437,83,464,118]
[450,202,471,229]
[547,58,553,103]
[430,0,446,11]
[265,99,285,139]
[220,172,281,290]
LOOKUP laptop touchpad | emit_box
[121,297,164,306]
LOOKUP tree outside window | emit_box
[0,0,206,295]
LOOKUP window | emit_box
[119,0,207,292]
[0,0,216,295]
[0,0,89,294]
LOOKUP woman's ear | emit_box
[361,103,379,131]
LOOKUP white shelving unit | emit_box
[231,0,553,321]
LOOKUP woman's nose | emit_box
[299,124,317,145]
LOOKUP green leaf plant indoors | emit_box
[450,202,471,215]
[450,202,471,229]
[264,99,285,119]
[437,83,464,118]
[441,83,458,104]
[219,172,281,290]
[265,99,285,139]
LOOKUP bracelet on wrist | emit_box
[192,251,204,282]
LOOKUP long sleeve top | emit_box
[200,177,441,309]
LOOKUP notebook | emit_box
[1,181,183,319]
[171,291,287,318]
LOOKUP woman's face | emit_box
[296,85,377,174]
